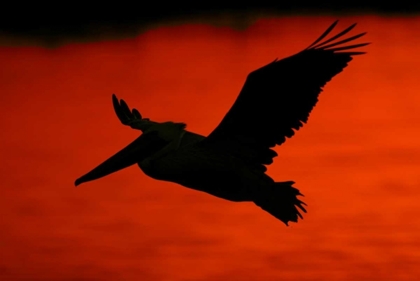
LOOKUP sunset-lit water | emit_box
[1,16,420,280]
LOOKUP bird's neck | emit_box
[142,121,186,142]
[136,121,156,132]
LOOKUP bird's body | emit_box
[75,21,369,225]
[126,121,248,201]
[140,138,260,202]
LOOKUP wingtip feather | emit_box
[305,20,339,50]
[304,21,368,55]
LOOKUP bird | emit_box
[75,20,369,226]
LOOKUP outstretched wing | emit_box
[203,21,369,172]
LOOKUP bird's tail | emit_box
[253,181,307,226]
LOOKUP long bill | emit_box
[74,132,169,186]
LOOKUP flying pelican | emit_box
[75,20,369,225]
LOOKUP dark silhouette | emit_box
[75,21,368,225]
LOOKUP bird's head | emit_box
[74,94,186,187]
[74,129,171,187]
[128,118,153,132]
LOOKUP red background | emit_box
[1,16,419,280]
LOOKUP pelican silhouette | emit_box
[75,21,369,225]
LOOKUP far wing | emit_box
[203,21,369,171]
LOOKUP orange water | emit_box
[1,16,419,280]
